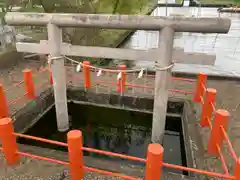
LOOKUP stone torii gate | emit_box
[5,12,231,144]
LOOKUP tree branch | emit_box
[112,0,120,14]
[39,0,56,13]
[82,0,94,13]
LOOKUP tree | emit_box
[3,0,152,65]
[26,0,149,46]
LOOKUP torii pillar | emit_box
[47,24,69,132]
[152,27,174,144]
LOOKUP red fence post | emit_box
[23,69,35,100]
[83,61,91,89]
[234,158,240,180]
[194,72,207,102]
[200,88,216,127]
[0,118,19,165]
[117,65,126,93]
[145,144,163,180]
[67,130,84,180]
[208,109,229,155]
[0,85,8,118]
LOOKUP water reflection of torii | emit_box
[85,119,133,154]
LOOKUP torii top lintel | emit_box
[5,12,231,33]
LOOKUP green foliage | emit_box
[115,0,146,14]
[28,0,150,14]
[31,0,81,12]
[233,0,240,3]
[93,0,149,14]
[19,6,44,12]
[29,100,37,106]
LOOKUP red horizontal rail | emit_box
[2,145,235,180]
[3,67,47,94]
[4,80,24,92]
[216,144,229,175]
[201,82,207,92]
[5,145,232,180]
[73,78,194,95]
[0,147,138,180]
[17,150,69,165]
[67,65,196,96]
[162,162,234,179]
[168,89,194,95]
[144,74,155,78]
[35,80,51,89]
[84,166,140,180]
[206,117,212,130]
[220,126,238,162]
[13,132,237,179]
[7,92,28,105]
[211,102,216,112]
[140,74,195,83]
[15,133,146,162]
[82,147,146,162]
[84,144,235,180]
[96,80,117,85]
[171,77,195,83]
[126,83,153,89]
[64,65,195,83]
[38,67,48,73]
[14,133,68,147]
[68,76,82,82]
[96,83,117,90]
[200,96,204,105]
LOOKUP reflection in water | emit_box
[84,122,150,158]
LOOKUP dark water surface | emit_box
[18,102,187,174]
